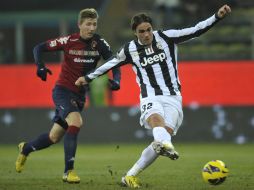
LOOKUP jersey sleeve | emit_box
[33,42,48,67]
[162,14,220,44]
[85,46,127,82]
[45,35,71,51]
[99,38,113,60]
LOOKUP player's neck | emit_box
[138,39,152,47]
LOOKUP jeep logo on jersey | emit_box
[140,52,166,67]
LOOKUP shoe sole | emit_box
[121,177,127,187]
[62,179,80,184]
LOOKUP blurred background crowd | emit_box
[0,0,253,64]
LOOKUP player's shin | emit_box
[22,133,54,156]
[126,143,158,176]
[64,125,80,173]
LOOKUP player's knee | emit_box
[76,119,83,128]
[165,126,174,135]
[49,133,62,143]
[147,114,165,127]
[66,113,83,128]
[68,119,83,128]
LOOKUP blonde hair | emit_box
[78,8,98,24]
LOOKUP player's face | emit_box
[79,18,97,39]
[134,22,153,46]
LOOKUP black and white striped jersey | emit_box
[86,14,220,99]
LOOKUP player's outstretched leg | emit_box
[15,133,54,173]
[152,141,179,160]
[152,127,179,160]
[15,142,27,173]
[121,175,141,188]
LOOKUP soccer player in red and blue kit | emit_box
[15,8,121,183]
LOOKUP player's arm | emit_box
[33,35,69,81]
[75,47,127,87]
[109,67,121,90]
[163,4,231,44]
[33,42,52,81]
[100,38,121,91]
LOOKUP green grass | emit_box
[0,143,254,190]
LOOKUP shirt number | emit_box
[142,102,153,113]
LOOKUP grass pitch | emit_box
[0,143,253,190]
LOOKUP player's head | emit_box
[78,8,98,39]
[131,13,153,46]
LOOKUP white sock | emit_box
[152,127,171,143]
[126,143,158,176]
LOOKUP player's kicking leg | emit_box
[152,140,179,160]
[151,124,179,160]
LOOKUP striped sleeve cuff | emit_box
[215,13,222,20]
[85,75,93,83]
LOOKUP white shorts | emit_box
[139,95,183,136]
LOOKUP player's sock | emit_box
[152,126,171,143]
[64,125,80,173]
[22,133,54,156]
[126,143,158,176]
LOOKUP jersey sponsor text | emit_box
[69,50,99,56]
[74,58,94,63]
[140,52,166,67]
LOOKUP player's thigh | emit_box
[52,85,84,128]
[163,97,183,135]
[140,97,165,129]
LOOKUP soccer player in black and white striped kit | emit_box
[75,4,231,188]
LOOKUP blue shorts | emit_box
[52,85,85,127]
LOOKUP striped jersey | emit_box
[86,14,220,99]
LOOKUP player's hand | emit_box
[217,4,231,18]
[108,79,120,91]
[75,76,88,87]
[36,66,52,81]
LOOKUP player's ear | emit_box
[133,30,138,37]
[78,22,81,29]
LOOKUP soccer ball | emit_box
[202,160,229,185]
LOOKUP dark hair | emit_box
[131,13,153,31]
[78,8,98,24]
